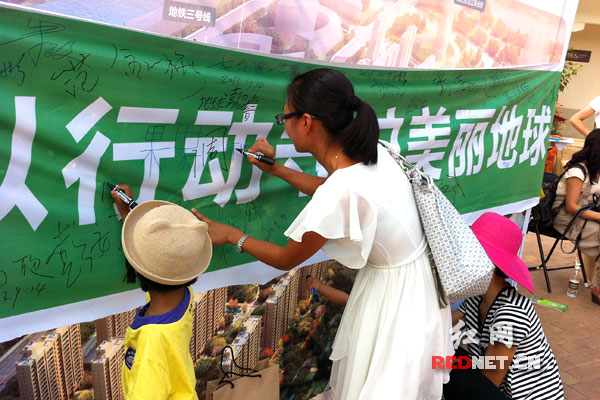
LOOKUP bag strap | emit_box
[218,345,262,388]
[558,203,595,254]
[379,140,449,308]
[378,140,411,172]
[378,140,432,186]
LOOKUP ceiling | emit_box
[575,0,600,25]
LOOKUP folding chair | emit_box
[528,217,588,293]
[528,172,589,292]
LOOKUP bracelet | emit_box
[235,234,252,253]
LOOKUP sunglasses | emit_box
[274,111,317,125]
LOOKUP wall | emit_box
[557,23,600,137]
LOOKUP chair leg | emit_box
[578,250,589,287]
[539,234,575,293]
[544,237,562,263]
[534,222,552,293]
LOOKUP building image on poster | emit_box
[22,0,571,69]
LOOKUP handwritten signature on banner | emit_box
[0,20,98,96]
[0,19,267,97]
[1,221,113,311]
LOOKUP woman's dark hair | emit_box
[566,128,600,181]
[124,259,197,293]
[286,68,380,164]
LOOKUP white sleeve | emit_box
[589,96,600,112]
[284,176,377,268]
[564,166,585,181]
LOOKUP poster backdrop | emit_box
[0,0,577,340]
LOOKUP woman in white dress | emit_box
[193,68,452,399]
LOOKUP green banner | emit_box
[0,5,557,327]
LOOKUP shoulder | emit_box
[492,290,533,322]
[564,164,587,181]
[135,326,171,345]
[314,164,373,204]
[459,296,481,318]
[311,173,353,208]
[326,146,406,195]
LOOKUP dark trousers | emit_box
[443,347,510,400]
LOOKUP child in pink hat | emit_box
[444,213,563,400]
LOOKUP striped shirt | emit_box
[459,287,564,400]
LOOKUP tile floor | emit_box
[314,231,600,400]
[521,232,600,399]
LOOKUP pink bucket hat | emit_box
[470,212,534,293]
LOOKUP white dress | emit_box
[285,144,453,400]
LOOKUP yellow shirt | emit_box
[122,287,198,400]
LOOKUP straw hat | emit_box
[470,212,534,293]
[122,200,212,285]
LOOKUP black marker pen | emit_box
[107,182,138,209]
[235,148,275,165]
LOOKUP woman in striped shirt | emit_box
[444,213,564,400]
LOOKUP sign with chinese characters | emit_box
[566,49,591,63]
[454,0,486,12]
[163,1,216,27]
[0,4,560,340]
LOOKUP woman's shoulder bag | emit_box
[379,140,495,306]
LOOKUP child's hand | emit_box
[110,184,134,220]
[306,276,322,292]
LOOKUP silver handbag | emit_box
[380,141,494,306]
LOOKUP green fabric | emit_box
[0,5,557,318]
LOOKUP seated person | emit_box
[444,213,564,400]
[553,128,600,304]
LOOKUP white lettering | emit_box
[0,97,48,230]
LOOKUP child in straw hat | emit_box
[112,185,212,400]
[444,213,563,400]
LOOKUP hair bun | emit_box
[345,95,361,111]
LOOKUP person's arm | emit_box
[481,343,517,387]
[192,210,327,271]
[307,276,349,306]
[452,309,465,327]
[247,138,326,196]
[569,107,595,136]
[564,177,600,221]
[268,162,327,196]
